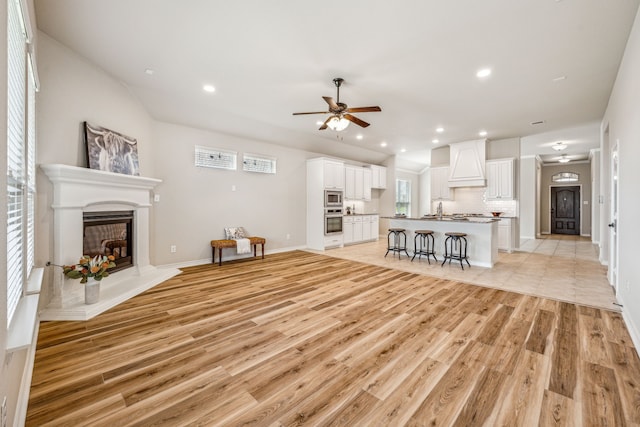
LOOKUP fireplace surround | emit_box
[40,164,180,320]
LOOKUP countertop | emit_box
[385,215,499,223]
[343,213,379,216]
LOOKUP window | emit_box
[395,179,411,215]
[552,172,579,183]
[7,0,38,324]
[194,145,237,170]
[242,153,276,174]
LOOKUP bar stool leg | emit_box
[411,234,420,261]
[385,230,393,257]
[402,232,409,258]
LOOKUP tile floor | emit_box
[315,234,620,311]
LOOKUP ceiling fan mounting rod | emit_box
[333,77,344,104]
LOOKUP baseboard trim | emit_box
[621,306,640,357]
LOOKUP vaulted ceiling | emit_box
[34,0,640,170]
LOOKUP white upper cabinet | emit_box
[363,168,372,201]
[448,139,486,187]
[369,165,387,189]
[430,166,454,200]
[345,165,372,201]
[486,158,515,200]
[323,160,344,189]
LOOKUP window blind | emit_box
[26,57,36,275]
[7,0,27,323]
[6,0,31,324]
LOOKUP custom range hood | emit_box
[448,139,486,187]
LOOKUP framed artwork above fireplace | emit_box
[84,121,140,176]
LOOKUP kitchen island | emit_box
[386,216,499,267]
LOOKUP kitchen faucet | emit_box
[437,201,443,219]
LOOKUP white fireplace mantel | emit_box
[40,164,180,320]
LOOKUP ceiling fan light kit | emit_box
[293,78,381,132]
[326,115,350,131]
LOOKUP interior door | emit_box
[610,142,619,292]
[551,186,580,235]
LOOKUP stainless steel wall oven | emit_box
[324,208,343,235]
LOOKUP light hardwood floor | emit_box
[28,250,640,426]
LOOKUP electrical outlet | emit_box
[170,245,177,253]
[1,396,7,427]
[154,194,160,202]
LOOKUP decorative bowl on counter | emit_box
[491,212,503,217]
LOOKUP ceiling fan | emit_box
[293,78,382,131]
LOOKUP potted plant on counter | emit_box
[63,255,116,304]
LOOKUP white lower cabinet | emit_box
[343,215,379,245]
[498,218,515,252]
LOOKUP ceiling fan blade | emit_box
[292,111,330,115]
[345,106,382,113]
[344,114,370,128]
[319,116,333,130]
[323,96,340,111]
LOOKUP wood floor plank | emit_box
[539,389,577,427]
[526,308,556,355]
[26,250,639,425]
[407,359,482,426]
[490,349,550,427]
[608,341,640,423]
[581,361,627,427]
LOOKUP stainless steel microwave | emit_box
[324,190,343,207]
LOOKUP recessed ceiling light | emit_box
[432,139,439,144]
[436,127,444,133]
[356,134,363,140]
[476,68,492,78]
[203,84,215,93]
[380,142,387,147]
[553,76,567,82]
[400,148,406,153]
[558,155,570,163]
[479,130,488,137]
[144,68,154,75]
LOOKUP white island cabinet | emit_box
[387,217,499,267]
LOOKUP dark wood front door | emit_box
[551,186,580,235]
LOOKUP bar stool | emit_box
[442,232,470,270]
[412,230,437,263]
[385,228,410,259]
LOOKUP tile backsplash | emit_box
[430,187,518,217]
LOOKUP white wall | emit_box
[601,6,640,348]
[151,122,310,265]
[35,32,155,305]
[519,156,537,240]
